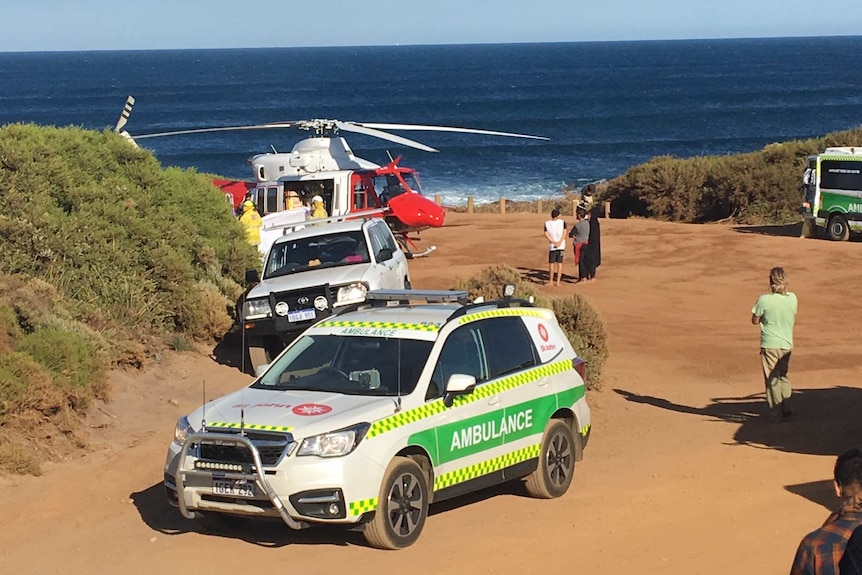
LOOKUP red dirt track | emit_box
[2,212,861,574]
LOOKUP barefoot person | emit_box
[751,267,797,421]
[543,208,566,286]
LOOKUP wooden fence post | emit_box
[537,199,543,214]
[604,201,611,218]
[500,198,507,215]
[434,194,441,205]
[467,196,474,214]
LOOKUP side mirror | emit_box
[443,373,476,407]
[377,247,394,262]
[245,269,260,285]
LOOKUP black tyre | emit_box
[363,457,429,550]
[525,420,577,499]
[828,214,850,241]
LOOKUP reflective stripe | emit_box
[458,308,547,324]
[366,359,572,439]
[207,422,294,432]
[434,443,541,490]
[348,497,378,516]
[316,320,441,332]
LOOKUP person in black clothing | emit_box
[842,524,862,575]
[580,206,602,281]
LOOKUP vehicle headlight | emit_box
[336,283,368,305]
[243,298,272,320]
[298,423,370,457]
[174,416,194,444]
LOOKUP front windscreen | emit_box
[264,231,370,279]
[252,334,434,396]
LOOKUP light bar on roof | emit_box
[364,289,469,304]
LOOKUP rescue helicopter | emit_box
[114,96,549,257]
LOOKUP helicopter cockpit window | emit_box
[263,230,371,279]
[374,175,407,204]
[264,186,279,214]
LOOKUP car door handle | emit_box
[488,395,501,406]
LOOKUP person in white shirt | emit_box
[543,208,567,286]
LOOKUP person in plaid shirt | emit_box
[790,449,862,575]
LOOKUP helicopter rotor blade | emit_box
[354,122,549,141]
[336,121,439,153]
[133,122,305,140]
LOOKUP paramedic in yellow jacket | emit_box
[311,195,328,219]
[239,200,262,246]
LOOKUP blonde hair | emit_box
[769,267,788,294]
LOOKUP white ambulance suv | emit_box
[164,290,591,549]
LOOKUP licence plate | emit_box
[287,309,316,322]
[212,480,255,498]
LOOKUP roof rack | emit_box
[267,208,389,237]
[334,289,470,316]
[446,297,535,321]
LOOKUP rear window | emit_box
[481,317,538,378]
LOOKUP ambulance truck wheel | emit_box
[525,420,577,499]
[828,214,850,241]
[363,457,429,550]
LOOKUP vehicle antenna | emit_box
[240,408,246,437]
[394,339,402,413]
[270,144,278,153]
[201,380,207,430]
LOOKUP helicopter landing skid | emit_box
[397,235,437,259]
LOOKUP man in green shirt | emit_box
[751,267,798,421]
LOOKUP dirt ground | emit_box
[2,212,861,574]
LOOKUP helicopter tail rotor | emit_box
[114,95,138,147]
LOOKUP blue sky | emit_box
[2,0,860,52]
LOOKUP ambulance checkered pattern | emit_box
[348,497,379,516]
[365,360,571,439]
[316,320,440,332]
[458,308,547,324]
[434,443,542,490]
[207,422,294,432]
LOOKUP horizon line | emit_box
[1,33,860,55]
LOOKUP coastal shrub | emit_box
[603,126,862,224]
[16,328,109,411]
[548,295,608,390]
[454,265,607,390]
[0,351,63,424]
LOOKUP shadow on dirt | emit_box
[131,482,362,547]
[132,478,530,547]
[211,327,248,375]
[731,223,803,237]
[517,266,579,285]
[785,479,838,512]
[613,386,862,457]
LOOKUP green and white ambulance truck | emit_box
[801,147,862,241]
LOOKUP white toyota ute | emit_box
[164,290,591,549]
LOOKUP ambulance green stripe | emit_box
[348,497,379,516]
[316,320,440,332]
[434,443,542,490]
[365,360,573,439]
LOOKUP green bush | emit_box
[602,126,862,224]
[454,265,608,390]
[16,328,108,411]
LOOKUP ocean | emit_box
[2,37,861,204]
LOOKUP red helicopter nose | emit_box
[387,193,446,228]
